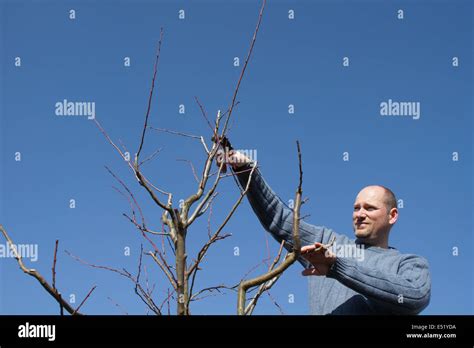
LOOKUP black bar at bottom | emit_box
[0,315,472,346]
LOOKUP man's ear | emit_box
[388,207,398,225]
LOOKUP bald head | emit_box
[362,185,397,212]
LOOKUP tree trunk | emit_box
[176,223,188,315]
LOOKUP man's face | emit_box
[352,186,395,244]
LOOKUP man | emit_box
[224,149,431,315]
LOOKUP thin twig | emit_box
[123,213,170,236]
[148,127,202,140]
[167,288,171,315]
[139,147,163,167]
[93,119,133,170]
[239,256,273,282]
[220,0,266,137]
[72,285,97,315]
[177,159,200,184]
[194,96,214,133]
[51,239,64,315]
[52,240,59,291]
[106,166,146,227]
[190,285,238,301]
[266,291,285,315]
[136,28,164,161]
[159,288,176,312]
[66,249,162,314]
[148,127,210,154]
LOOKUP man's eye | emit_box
[353,207,360,211]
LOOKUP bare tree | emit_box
[1,0,311,315]
[81,0,266,315]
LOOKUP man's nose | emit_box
[355,209,367,219]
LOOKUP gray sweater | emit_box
[236,166,431,315]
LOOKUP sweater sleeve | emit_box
[327,254,431,314]
[235,165,350,268]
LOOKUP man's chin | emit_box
[355,230,370,238]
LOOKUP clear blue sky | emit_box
[0,0,472,315]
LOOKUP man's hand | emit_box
[214,140,251,171]
[301,242,336,276]
[227,151,251,170]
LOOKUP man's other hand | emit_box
[301,243,336,276]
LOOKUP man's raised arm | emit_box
[228,151,348,267]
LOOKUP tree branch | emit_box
[72,285,97,315]
[237,140,303,315]
[52,239,59,291]
[187,163,257,307]
[136,28,164,160]
[65,249,162,315]
[220,0,266,137]
[0,225,82,315]
[245,241,286,315]
[148,251,178,292]
[177,159,200,184]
